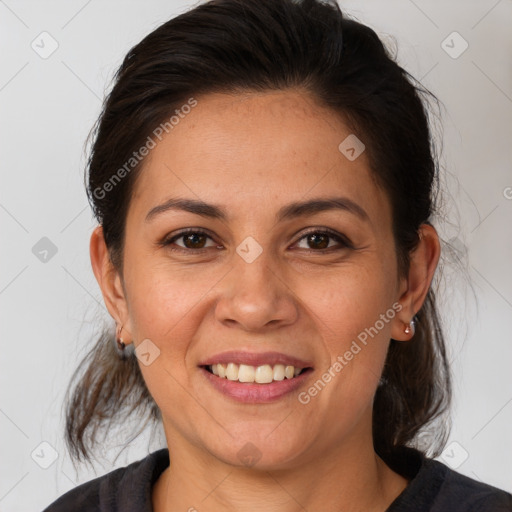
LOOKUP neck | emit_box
[152,417,408,512]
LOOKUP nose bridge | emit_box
[214,238,297,330]
[233,239,281,306]
[236,245,277,298]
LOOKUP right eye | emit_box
[160,229,223,253]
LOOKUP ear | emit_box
[391,223,440,341]
[90,226,133,344]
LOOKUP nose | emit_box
[214,250,299,332]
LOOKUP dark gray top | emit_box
[42,446,512,511]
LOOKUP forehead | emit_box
[129,90,391,227]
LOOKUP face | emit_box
[106,90,411,469]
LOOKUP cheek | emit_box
[122,254,216,351]
[301,258,397,338]
[298,260,397,399]
[122,259,219,416]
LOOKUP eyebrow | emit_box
[145,196,370,223]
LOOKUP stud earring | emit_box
[404,318,416,336]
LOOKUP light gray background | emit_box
[1,1,511,510]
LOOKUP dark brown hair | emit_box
[65,0,451,466]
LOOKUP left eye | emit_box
[294,230,351,251]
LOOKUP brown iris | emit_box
[182,233,207,249]
[306,233,329,250]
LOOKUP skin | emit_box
[90,89,440,511]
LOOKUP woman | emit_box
[43,0,512,510]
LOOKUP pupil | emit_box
[309,233,328,249]
[185,233,205,248]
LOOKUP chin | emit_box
[202,423,310,470]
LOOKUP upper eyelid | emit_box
[294,228,352,249]
[163,229,218,247]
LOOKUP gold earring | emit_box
[116,325,125,351]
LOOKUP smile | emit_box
[198,350,314,403]
[205,362,306,383]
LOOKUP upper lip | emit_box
[198,351,313,369]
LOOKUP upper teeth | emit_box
[209,363,303,383]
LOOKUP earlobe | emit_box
[89,226,132,342]
[391,224,440,341]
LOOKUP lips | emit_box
[199,365,314,403]
[198,350,314,369]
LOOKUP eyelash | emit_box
[160,227,354,254]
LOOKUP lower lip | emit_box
[199,367,313,403]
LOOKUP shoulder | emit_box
[385,446,512,512]
[42,448,170,512]
[426,458,512,512]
